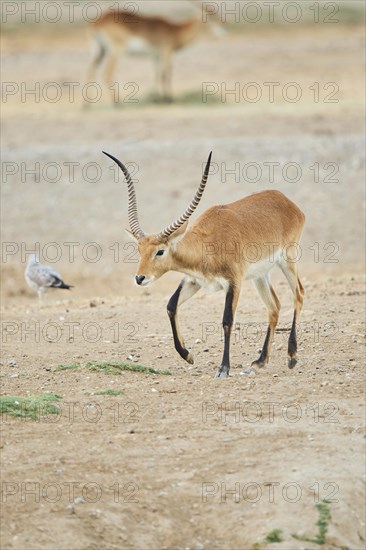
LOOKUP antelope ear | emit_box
[167,221,189,242]
[125,228,137,241]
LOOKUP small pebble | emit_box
[241,368,258,377]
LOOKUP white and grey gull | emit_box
[25,254,74,301]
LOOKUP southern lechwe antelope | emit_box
[87,2,222,103]
[104,151,305,378]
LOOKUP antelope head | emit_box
[103,151,212,287]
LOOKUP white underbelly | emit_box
[189,275,229,293]
[245,254,280,281]
[127,37,151,55]
[184,250,281,290]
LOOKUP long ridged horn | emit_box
[103,151,144,240]
[157,152,212,240]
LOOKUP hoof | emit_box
[251,359,266,369]
[184,352,194,365]
[215,369,229,379]
[288,357,297,369]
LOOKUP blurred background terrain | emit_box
[1,0,365,299]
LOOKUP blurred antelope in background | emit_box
[104,151,305,378]
[87,2,223,103]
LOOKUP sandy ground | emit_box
[1,9,365,550]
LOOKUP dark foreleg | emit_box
[167,278,200,364]
[216,284,240,379]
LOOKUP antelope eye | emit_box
[156,249,165,257]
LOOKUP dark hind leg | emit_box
[161,50,173,102]
[84,33,109,109]
[251,276,281,368]
[153,48,173,102]
[86,32,108,84]
[279,260,305,368]
[86,32,125,108]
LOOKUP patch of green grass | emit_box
[128,90,222,106]
[265,529,283,543]
[335,4,365,25]
[257,501,347,549]
[55,361,171,376]
[174,90,222,105]
[0,393,62,420]
[85,362,126,375]
[314,500,332,544]
[55,363,81,371]
[93,389,124,396]
[292,499,333,545]
[225,2,364,30]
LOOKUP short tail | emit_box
[51,278,74,290]
[60,283,73,291]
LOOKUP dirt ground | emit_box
[1,5,365,550]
